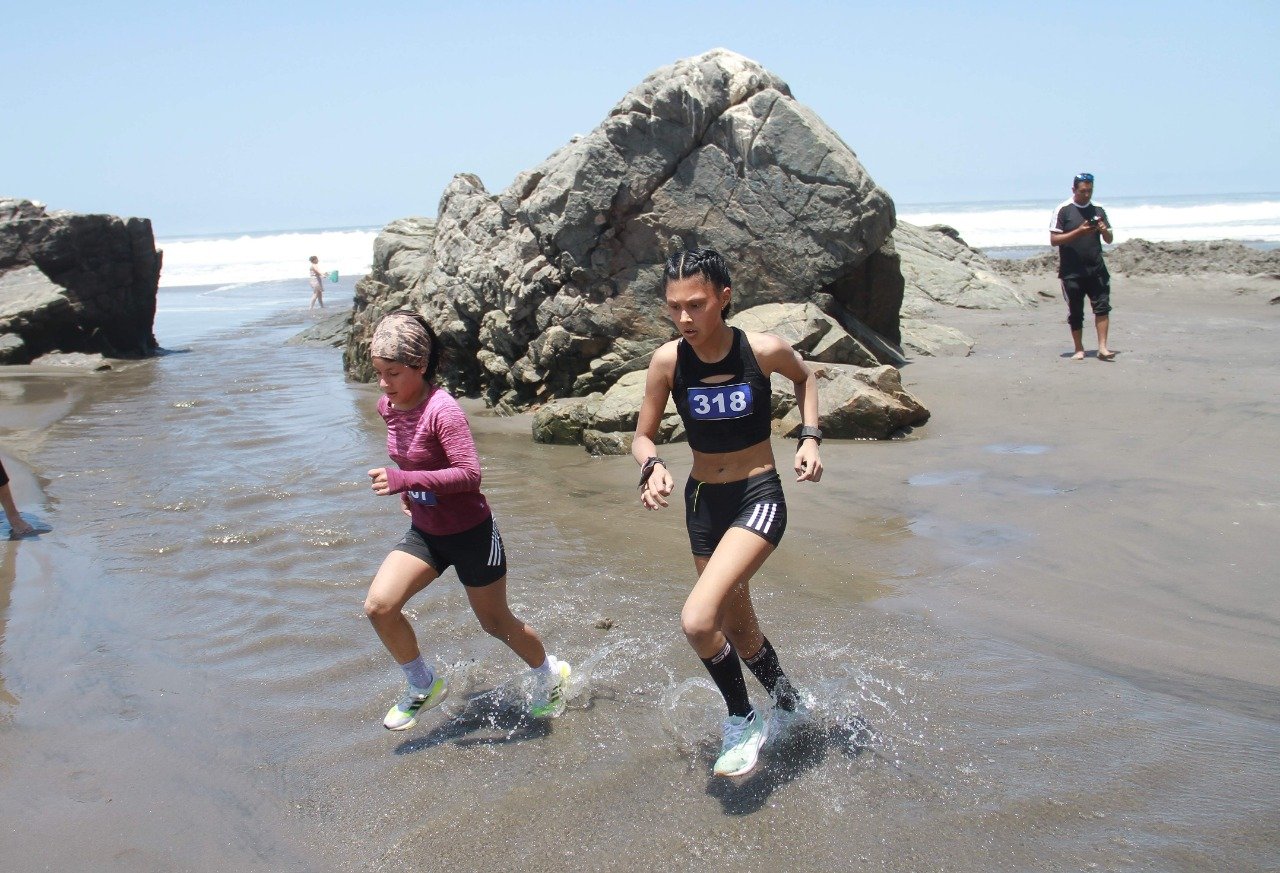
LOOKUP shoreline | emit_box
[1,358,158,530]
[897,268,1278,719]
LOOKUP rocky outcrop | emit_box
[0,198,161,364]
[891,221,1033,358]
[286,310,352,348]
[770,363,930,438]
[530,301,930,454]
[344,216,437,382]
[729,302,879,367]
[895,222,1032,312]
[344,49,903,407]
[991,238,1280,277]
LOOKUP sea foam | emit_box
[156,227,379,288]
[899,194,1280,249]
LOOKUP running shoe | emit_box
[713,710,769,777]
[382,677,447,731]
[529,656,572,719]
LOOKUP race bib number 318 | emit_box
[687,383,754,420]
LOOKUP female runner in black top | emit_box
[632,248,823,777]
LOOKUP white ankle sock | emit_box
[401,655,434,689]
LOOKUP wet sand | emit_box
[876,270,1280,717]
[1,273,1277,871]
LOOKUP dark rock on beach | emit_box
[990,238,1280,277]
[0,198,161,365]
[286,310,352,348]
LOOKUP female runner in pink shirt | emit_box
[364,310,571,730]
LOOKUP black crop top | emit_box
[672,328,773,453]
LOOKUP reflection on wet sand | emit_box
[0,544,17,708]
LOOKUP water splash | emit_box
[660,678,723,754]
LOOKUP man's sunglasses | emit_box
[1074,173,1094,184]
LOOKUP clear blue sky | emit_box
[5,1,1277,236]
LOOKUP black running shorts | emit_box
[393,515,507,587]
[684,470,787,556]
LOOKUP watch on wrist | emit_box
[638,456,666,489]
[798,425,822,445]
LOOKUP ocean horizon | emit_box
[902,190,1280,253]
[155,191,1280,290]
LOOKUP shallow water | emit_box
[1,297,1277,871]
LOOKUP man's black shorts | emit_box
[1061,273,1111,330]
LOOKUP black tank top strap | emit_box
[737,329,767,383]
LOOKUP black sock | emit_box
[742,636,798,711]
[700,640,753,718]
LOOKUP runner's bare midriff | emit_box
[689,440,776,484]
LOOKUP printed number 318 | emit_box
[691,389,749,416]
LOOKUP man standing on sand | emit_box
[1050,172,1116,361]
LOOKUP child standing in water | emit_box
[364,310,571,730]
[308,256,325,310]
[632,249,822,777]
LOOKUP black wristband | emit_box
[638,456,666,489]
[798,425,822,445]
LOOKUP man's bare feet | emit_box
[1097,350,1116,361]
[1072,350,1085,361]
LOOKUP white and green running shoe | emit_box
[713,710,769,777]
[529,656,572,719]
[382,677,447,731]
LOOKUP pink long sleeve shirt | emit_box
[378,388,491,536]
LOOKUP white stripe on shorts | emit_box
[488,525,503,566]
[747,502,777,535]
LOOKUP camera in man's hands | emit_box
[1087,216,1102,228]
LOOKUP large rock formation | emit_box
[344,49,1031,449]
[346,49,905,405]
[0,198,161,364]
